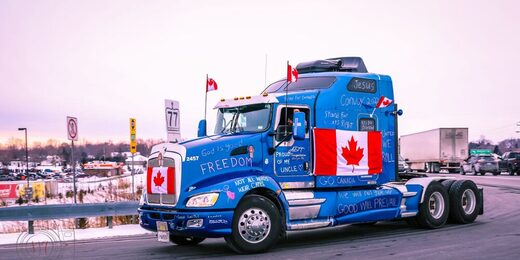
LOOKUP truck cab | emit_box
[138,57,483,253]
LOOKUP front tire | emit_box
[448,180,481,224]
[225,195,283,254]
[416,181,449,229]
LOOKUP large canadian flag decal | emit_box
[314,128,382,176]
[147,167,175,194]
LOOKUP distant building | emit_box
[41,155,63,167]
[83,161,123,177]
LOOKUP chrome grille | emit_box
[146,157,177,205]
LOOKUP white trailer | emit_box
[400,128,468,173]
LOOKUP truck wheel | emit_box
[169,235,205,245]
[492,171,499,176]
[416,181,449,229]
[225,195,282,254]
[508,166,514,175]
[448,180,481,224]
[441,179,456,191]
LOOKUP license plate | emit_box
[157,231,169,243]
[156,221,169,242]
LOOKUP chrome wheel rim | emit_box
[238,207,271,244]
[461,189,476,214]
[428,191,445,219]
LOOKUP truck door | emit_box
[273,106,311,178]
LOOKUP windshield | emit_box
[262,77,336,93]
[214,103,272,134]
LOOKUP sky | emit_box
[0,0,519,146]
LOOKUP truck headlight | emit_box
[186,193,219,208]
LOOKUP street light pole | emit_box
[18,128,30,198]
[103,142,107,162]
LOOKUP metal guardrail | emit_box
[0,201,139,221]
[0,201,140,234]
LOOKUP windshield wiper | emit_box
[220,111,238,134]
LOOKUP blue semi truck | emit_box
[138,57,483,253]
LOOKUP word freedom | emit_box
[200,157,253,174]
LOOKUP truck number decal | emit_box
[186,156,199,161]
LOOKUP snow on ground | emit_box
[0,224,154,245]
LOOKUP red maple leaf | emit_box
[341,136,364,172]
[153,171,165,187]
[382,100,391,106]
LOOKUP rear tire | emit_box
[225,195,283,254]
[448,180,481,224]
[441,179,456,191]
[170,235,205,246]
[416,181,449,229]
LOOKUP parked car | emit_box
[499,151,520,175]
[461,155,500,176]
[0,175,16,181]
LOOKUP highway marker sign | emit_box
[165,99,181,142]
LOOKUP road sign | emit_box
[470,149,492,155]
[67,117,78,141]
[165,99,181,142]
[130,118,137,154]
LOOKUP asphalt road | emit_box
[1,174,519,260]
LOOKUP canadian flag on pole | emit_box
[206,78,218,92]
[287,63,298,83]
[376,96,393,108]
[147,167,175,194]
[313,128,382,176]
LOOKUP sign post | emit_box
[165,99,181,142]
[129,118,136,200]
[67,116,78,204]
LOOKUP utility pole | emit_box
[18,128,31,201]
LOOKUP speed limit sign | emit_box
[67,116,78,141]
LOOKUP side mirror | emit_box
[197,120,207,137]
[293,112,306,140]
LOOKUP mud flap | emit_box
[478,187,484,215]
